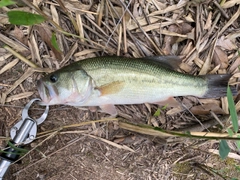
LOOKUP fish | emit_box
[37,56,236,116]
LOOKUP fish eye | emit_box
[49,74,58,83]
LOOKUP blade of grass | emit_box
[219,140,230,159]
[227,86,238,133]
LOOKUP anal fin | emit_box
[99,104,118,117]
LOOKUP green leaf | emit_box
[219,140,230,159]
[7,11,45,25]
[161,104,168,110]
[236,135,240,150]
[51,33,60,51]
[235,164,240,172]
[227,128,234,137]
[0,0,15,7]
[227,86,238,133]
[153,108,161,117]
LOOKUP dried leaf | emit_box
[0,33,28,53]
[184,13,194,22]
[204,11,212,30]
[213,46,229,69]
[163,25,181,55]
[219,6,240,36]
[199,35,218,75]
[6,92,34,102]
[190,103,226,115]
[34,26,63,60]
[9,26,27,45]
[133,3,141,18]
[179,63,192,73]
[50,4,60,25]
[163,23,193,55]
[226,30,240,40]
[149,1,187,16]
[180,41,194,55]
[199,99,221,106]
[230,57,240,73]
[97,0,104,26]
[112,6,131,22]
[0,53,12,62]
[166,107,183,115]
[76,12,84,42]
[151,0,166,10]
[0,59,19,75]
[150,117,159,127]
[64,0,93,13]
[222,0,240,9]
[216,36,237,50]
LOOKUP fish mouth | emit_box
[37,79,48,105]
[37,79,57,105]
[37,79,60,105]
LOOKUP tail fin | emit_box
[202,74,237,98]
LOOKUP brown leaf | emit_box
[190,103,226,115]
[163,25,180,55]
[216,36,237,50]
[113,135,138,144]
[64,0,92,13]
[34,26,63,60]
[180,41,194,55]
[10,26,28,45]
[181,23,193,34]
[230,57,240,73]
[213,46,229,69]
[204,11,212,30]
[112,7,131,22]
[133,3,141,18]
[163,23,193,55]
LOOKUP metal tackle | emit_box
[0,98,49,179]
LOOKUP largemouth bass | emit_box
[37,56,235,116]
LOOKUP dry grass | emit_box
[1,0,240,179]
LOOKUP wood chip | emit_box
[0,33,28,53]
[216,36,237,50]
[222,0,240,9]
[0,58,19,75]
[6,92,34,103]
[219,5,240,36]
[87,134,135,152]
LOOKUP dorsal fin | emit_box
[143,56,182,70]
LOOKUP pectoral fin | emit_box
[97,81,125,96]
[99,104,118,117]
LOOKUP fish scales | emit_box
[75,56,207,101]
